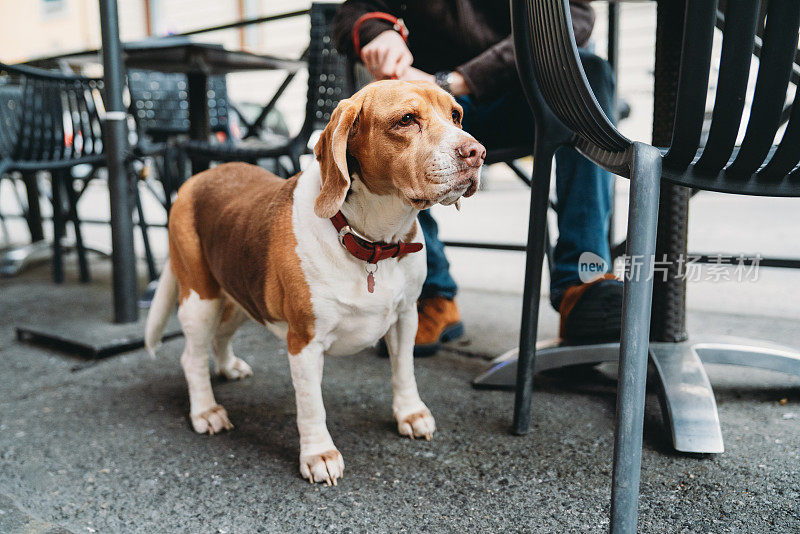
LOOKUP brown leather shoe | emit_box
[376,296,464,357]
[414,296,464,356]
[559,273,623,344]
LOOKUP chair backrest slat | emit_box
[86,81,104,155]
[726,0,800,177]
[662,0,717,171]
[695,1,760,175]
[34,78,50,161]
[760,88,800,177]
[528,0,629,153]
[45,80,63,161]
[303,3,352,140]
[65,86,79,158]
[15,77,32,160]
[75,82,92,156]
[0,85,22,159]
[54,82,67,161]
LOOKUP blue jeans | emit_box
[419,48,616,307]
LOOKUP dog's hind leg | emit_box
[178,292,233,435]
[213,299,252,380]
[169,195,234,435]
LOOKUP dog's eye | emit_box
[398,113,415,127]
[452,109,461,123]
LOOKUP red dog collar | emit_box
[331,211,422,264]
[331,211,422,293]
[352,12,409,59]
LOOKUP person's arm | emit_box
[333,0,411,80]
[454,37,516,101]
[453,0,596,101]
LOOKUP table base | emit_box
[474,336,800,454]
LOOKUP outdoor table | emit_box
[124,40,304,172]
[33,37,306,173]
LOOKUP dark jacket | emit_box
[333,0,595,101]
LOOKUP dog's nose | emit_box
[456,140,486,168]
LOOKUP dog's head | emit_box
[313,80,485,218]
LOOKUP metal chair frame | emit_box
[0,62,158,282]
[505,1,800,532]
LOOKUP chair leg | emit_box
[132,174,157,281]
[289,152,302,175]
[512,139,556,435]
[162,146,179,213]
[0,177,9,245]
[51,173,65,284]
[609,143,662,534]
[63,175,90,283]
[22,172,45,243]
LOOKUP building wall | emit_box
[0,0,147,63]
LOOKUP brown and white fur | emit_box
[145,80,485,485]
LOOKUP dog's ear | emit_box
[313,96,363,219]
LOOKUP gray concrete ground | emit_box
[1,149,799,534]
[1,258,800,534]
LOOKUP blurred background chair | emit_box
[0,62,157,283]
[128,70,232,212]
[509,0,800,532]
[179,2,350,178]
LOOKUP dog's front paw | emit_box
[190,405,234,435]
[395,407,436,440]
[218,357,253,380]
[300,449,344,486]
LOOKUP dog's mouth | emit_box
[439,173,479,205]
[405,169,480,210]
[413,179,477,208]
[409,197,436,210]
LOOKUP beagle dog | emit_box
[145,80,485,485]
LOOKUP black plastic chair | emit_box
[510,0,800,532]
[0,62,159,283]
[0,63,108,282]
[181,2,351,176]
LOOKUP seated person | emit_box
[334,0,622,355]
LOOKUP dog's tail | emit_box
[145,259,178,357]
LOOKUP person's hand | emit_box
[360,30,413,80]
[395,66,435,84]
